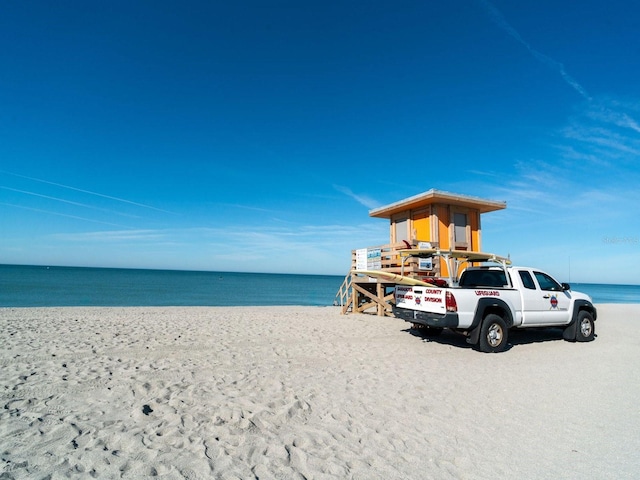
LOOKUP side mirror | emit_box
[561,283,571,291]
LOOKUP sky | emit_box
[1,1,639,284]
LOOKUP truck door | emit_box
[519,270,572,325]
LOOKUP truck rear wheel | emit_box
[479,314,508,353]
[575,310,595,342]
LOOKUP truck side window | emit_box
[533,271,563,291]
[518,271,536,289]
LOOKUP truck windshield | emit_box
[459,270,508,288]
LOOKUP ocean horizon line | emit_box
[0,263,344,278]
[2,263,638,287]
[1,264,638,307]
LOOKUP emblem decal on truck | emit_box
[550,295,558,309]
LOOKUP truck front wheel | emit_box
[479,314,508,353]
[575,310,595,342]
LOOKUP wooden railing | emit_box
[334,272,353,314]
[348,240,441,278]
[336,240,440,316]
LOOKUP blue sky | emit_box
[1,1,639,284]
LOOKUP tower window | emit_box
[454,213,468,245]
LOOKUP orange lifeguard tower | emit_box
[336,189,506,315]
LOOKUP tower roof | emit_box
[369,189,506,218]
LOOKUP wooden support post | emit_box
[351,276,358,314]
[350,282,394,316]
[383,289,395,317]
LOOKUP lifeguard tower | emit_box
[336,189,506,316]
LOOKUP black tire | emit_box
[479,314,508,353]
[575,310,595,342]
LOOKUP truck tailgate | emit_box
[395,285,447,314]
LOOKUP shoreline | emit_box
[1,304,638,479]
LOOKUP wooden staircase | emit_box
[334,272,353,314]
[335,271,396,317]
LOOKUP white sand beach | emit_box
[1,304,638,479]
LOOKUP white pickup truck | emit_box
[392,265,597,353]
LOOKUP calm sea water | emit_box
[0,264,637,307]
[570,283,640,304]
[0,265,345,307]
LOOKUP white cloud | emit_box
[37,221,389,275]
[473,92,640,284]
[562,99,640,164]
[52,230,167,242]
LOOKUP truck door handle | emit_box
[543,295,551,299]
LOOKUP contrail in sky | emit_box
[0,202,133,229]
[334,184,380,210]
[0,186,142,218]
[478,0,590,100]
[1,170,176,214]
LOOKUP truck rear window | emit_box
[459,270,508,288]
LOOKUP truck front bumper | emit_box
[392,306,460,328]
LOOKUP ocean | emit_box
[0,265,345,307]
[0,264,637,307]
